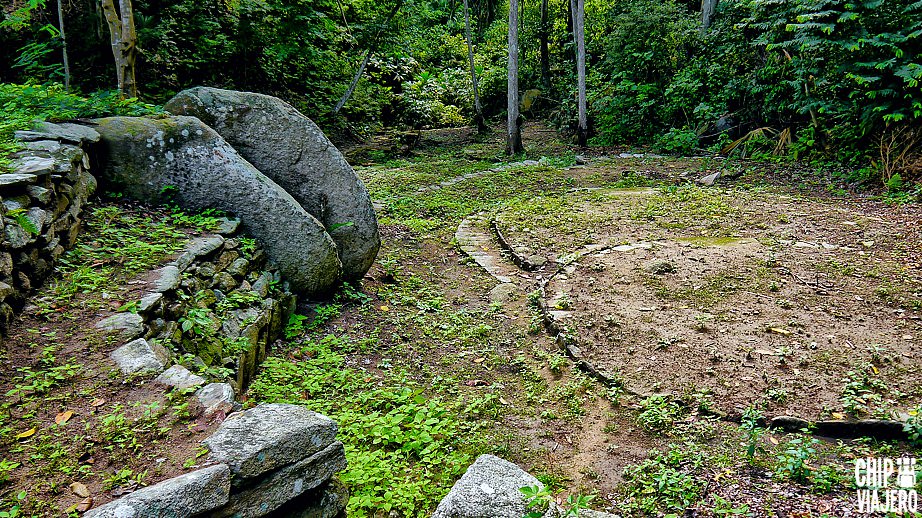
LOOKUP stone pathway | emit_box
[455,212,518,284]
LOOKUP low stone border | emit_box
[97,223,296,393]
[84,403,348,518]
[0,122,100,333]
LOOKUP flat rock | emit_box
[176,236,225,270]
[151,265,182,292]
[156,364,206,389]
[203,403,338,481]
[84,464,230,518]
[208,442,346,518]
[196,383,236,417]
[110,338,171,376]
[432,454,544,518]
[696,171,722,186]
[95,312,145,340]
[94,115,342,295]
[137,292,163,313]
[166,87,379,280]
[14,121,101,145]
[489,283,517,303]
[0,173,38,188]
[11,156,55,176]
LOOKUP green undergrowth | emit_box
[42,200,219,314]
[248,334,485,517]
[362,156,579,234]
[0,83,161,172]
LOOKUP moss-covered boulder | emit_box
[165,87,380,280]
[93,115,342,295]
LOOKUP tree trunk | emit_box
[575,0,587,146]
[332,0,403,114]
[507,0,523,155]
[539,0,550,92]
[57,0,70,91]
[701,0,717,33]
[100,0,138,99]
[334,49,372,114]
[463,0,486,132]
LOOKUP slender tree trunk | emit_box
[701,0,717,33]
[463,0,486,132]
[57,0,70,91]
[332,0,403,114]
[539,0,550,92]
[507,0,523,155]
[334,49,371,114]
[574,0,587,146]
[101,0,138,99]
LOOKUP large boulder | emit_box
[92,116,342,295]
[165,87,380,280]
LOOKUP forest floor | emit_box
[1,122,920,516]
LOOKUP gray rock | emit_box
[0,173,38,188]
[196,383,235,417]
[14,121,101,145]
[489,283,517,304]
[212,271,237,292]
[526,254,548,268]
[84,464,230,518]
[696,171,722,186]
[93,116,342,295]
[208,442,346,518]
[177,236,225,270]
[0,282,12,299]
[25,185,51,204]
[11,156,55,176]
[166,87,379,280]
[110,338,171,376]
[96,312,145,340]
[152,265,182,293]
[252,272,272,297]
[2,195,29,212]
[203,403,338,481]
[432,455,543,518]
[217,218,241,236]
[156,365,206,389]
[25,207,48,231]
[3,222,30,249]
[228,257,249,277]
[137,292,164,313]
[644,260,676,275]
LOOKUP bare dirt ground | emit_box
[495,186,922,420]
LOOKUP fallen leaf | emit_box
[831,412,845,420]
[69,481,90,498]
[379,305,389,312]
[769,327,792,336]
[75,497,93,512]
[769,436,779,445]
[473,357,485,363]
[499,397,509,405]
[869,365,879,375]
[56,410,74,425]
[90,398,106,407]
[15,427,36,439]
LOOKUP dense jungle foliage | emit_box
[1,0,921,190]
